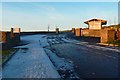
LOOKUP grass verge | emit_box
[0,48,17,64]
[107,40,120,46]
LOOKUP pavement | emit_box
[2,35,60,78]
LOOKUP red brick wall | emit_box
[100,30,115,43]
[0,32,7,43]
[89,30,100,37]
[0,31,20,50]
[81,29,100,37]
[75,28,81,37]
[81,29,89,36]
[116,31,120,40]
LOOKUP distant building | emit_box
[84,18,107,30]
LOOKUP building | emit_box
[84,18,107,30]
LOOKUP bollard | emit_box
[72,28,75,34]
[56,28,59,34]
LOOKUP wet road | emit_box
[51,43,119,79]
[47,35,119,79]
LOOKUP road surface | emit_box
[47,34,119,79]
[1,34,120,79]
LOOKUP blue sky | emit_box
[1,2,118,31]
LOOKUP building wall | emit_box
[81,29,100,37]
[88,21,101,29]
[89,30,100,37]
[81,29,89,36]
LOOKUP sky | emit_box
[0,2,118,31]
[1,0,120,2]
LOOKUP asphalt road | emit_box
[47,35,119,79]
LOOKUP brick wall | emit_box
[116,31,120,40]
[0,32,7,43]
[100,30,115,43]
[75,28,81,37]
[89,30,100,37]
[0,32,11,43]
[80,28,116,43]
[81,29,100,37]
[0,31,20,50]
[81,29,89,36]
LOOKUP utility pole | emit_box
[48,25,49,32]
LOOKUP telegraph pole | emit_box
[48,25,49,32]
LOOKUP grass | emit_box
[107,40,120,46]
[0,48,16,63]
[2,48,16,56]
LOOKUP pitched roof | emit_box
[84,18,107,25]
